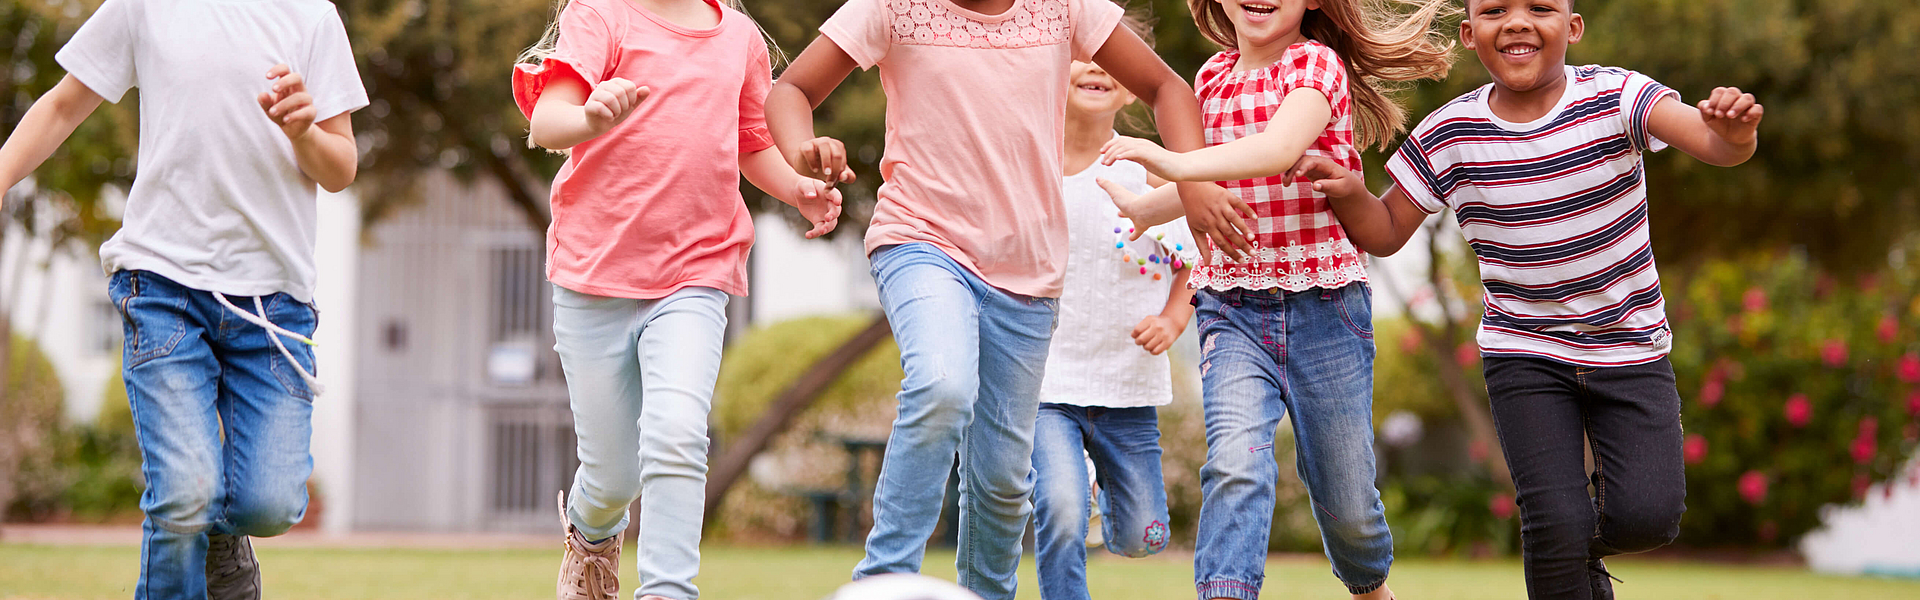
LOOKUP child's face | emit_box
[1067,61,1136,118]
[1213,0,1321,50]
[1462,0,1584,94]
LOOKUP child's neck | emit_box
[626,0,720,29]
[952,0,1017,16]
[1064,111,1118,177]
[1487,66,1571,123]
[1234,30,1308,71]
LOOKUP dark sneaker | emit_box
[1589,558,1620,600]
[206,533,261,600]
[557,491,622,600]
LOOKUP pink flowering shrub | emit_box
[1668,249,1920,547]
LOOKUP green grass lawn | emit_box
[3,543,1916,600]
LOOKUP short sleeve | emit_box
[737,34,774,153]
[511,2,617,118]
[55,0,139,103]
[1279,42,1348,110]
[1069,0,1125,63]
[1384,130,1448,214]
[1620,70,1680,153]
[819,0,890,70]
[303,7,369,123]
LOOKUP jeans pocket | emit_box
[1334,283,1374,340]
[113,272,190,369]
[264,294,320,401]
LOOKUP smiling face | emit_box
[1463,0,1583,95]
[1213,0,1320,51]
[1067,61,1136,119]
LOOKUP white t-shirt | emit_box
[57,0,369,303]
[1037,157,1198,408]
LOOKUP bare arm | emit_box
[527,71,648,151]
[1089,23,1254,261]
[767,36,859,183]
[0,75,105,204]
[1101,88,1332,183]
[255,64,361,192]
[740,145,842,238]
[1132,264,1194,355]
[1291,156,1429,256]
[1644,88,1762,167]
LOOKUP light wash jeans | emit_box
[552,284,729,600]
[854,243,1058,600]
[1192,284,1393,598]
[1031,404,1171,600]
[109,270,316,600]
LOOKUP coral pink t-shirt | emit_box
[821,0,1124,298]
[512,0,773,299]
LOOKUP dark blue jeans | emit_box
[1031,403,1171,600]
[1191,284,1392,598]
[1484,356,1687,600]
[109,270,317,600]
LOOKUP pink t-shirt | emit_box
[821,0,1125,298]
[511,0,773,299]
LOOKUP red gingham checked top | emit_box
[1188,41,1368,293]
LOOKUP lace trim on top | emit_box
[1190,239,1369,292]
[889,0,1071,49]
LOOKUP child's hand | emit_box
[1185,184,1256,262]
[1096,178,1155,241]
[1132,314,1184,355]
[791,177,844,239]
[792,137,857,184]
[1099,136,1186,181]
[1697,86,1762,146]
[258,64,318,141]
[584,78,650,135]
[1290,156,1365,199]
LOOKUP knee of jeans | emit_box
[577,467,644,508]
[1318,503,1389,546]
[969,466,1036,511]
[1109,519,1170,558]
[899,372,977,431]
[640,420,713,476]
[225,492,307,537]
[146,480,218,535]
[1603,496,1684,553]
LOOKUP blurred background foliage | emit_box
[2,0,1917,556]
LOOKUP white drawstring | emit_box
[214,293,325,396]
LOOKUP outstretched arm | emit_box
[1100,88,1331,183]
[1291,156,1429,256]
[0,75,105,204]
[767,36,859,184]
[1645,87,1762,167]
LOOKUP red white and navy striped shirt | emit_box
[1189,41,1368,292]
[1385,65,1678,367]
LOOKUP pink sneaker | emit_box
[556,491,621,600]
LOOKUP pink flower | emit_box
[1683,434,1708,465]
[1455,343,1480,368]
[1899,353,1920,383]
[1738,471,1769,505]
[1879,315,1900,344]
[1699,379,1725,408]
[1783,394,1812,428]
[1853,418,1879,465]
[1821,339,1848,367]
[1489,493,1515,520]
[1743,287,1768,313]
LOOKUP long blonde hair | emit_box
[1187,0,1457,150]
[518,0,787,68]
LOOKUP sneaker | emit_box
[205,533,261,600]
[1588,558,1620,600]
[557,491,622,600]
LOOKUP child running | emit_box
[511,1,842,599]
[0,0,365,598]
[1096,0,1455,598]
[1291,0,1763,597]
[763,1,1210,598]
[1031,23,1200,600]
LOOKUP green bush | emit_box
[1668,247,1920,546]
[2,334,68,521]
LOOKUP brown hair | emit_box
[1113,6,1158,135]
[1186,0,1458,150]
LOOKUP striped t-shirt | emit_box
[1384,65,1678,367]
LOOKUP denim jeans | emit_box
[108,270,317,600]
[1191,284,1392,598]
[552,285,729,600]
[1483,356,1686,600]
[1031,403,1171,600]
[854,243,1058,600]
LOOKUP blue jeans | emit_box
[1191,284,1392,598]
[1032,404,1171,600]
[109,270,317,600]
[552,285,729,600]
[854,243,1058,600]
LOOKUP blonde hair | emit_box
[1186,0,1457,150]
[519,0,787,68]
[1113,8,1158,136]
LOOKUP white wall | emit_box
[1,181,120,424]
[311,189,361,534]
[749,213,879,324]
